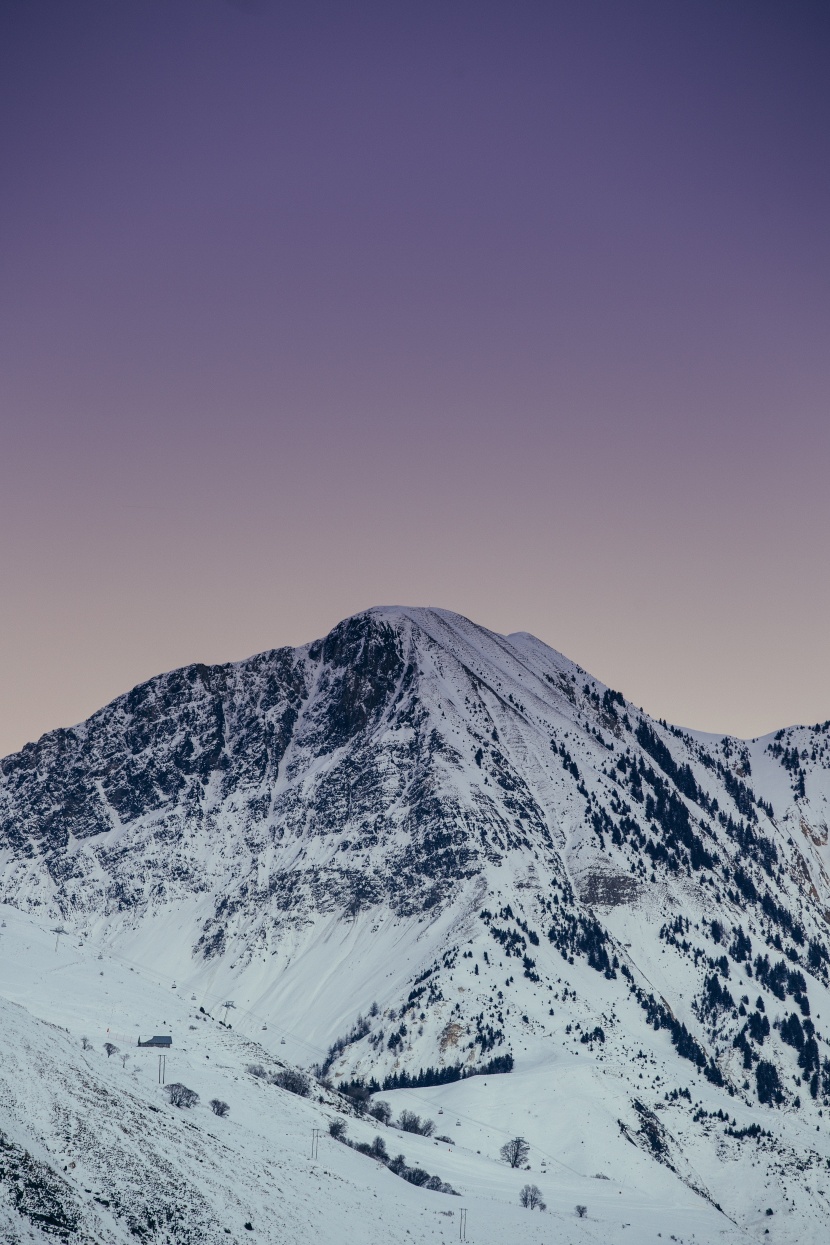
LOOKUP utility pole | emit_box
[158,1054,166,1084]
[310,1128,320,1160]
[458,1208,467,1241]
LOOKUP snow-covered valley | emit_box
[3,606,830,1242]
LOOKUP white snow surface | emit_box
[0,905,778,1245]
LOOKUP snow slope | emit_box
[0,905,754,1245]
[3,605,830,1241]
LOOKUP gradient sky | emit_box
[1,0,829,755]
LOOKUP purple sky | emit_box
[1,0,829,754]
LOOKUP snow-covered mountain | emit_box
[3,605,830,1241]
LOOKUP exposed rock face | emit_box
[0,609,569,924]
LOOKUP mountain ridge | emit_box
[3,605,830,1238]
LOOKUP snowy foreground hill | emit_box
[3,606,830,1243]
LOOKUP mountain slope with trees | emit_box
[2,606,830,1238]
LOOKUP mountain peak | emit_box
[2,606,830,1239]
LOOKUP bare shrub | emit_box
[402,1166,430,1187]
[209,1099,229,1117]
[576,1204,588,1218]
[81,1037,92,1051]
[368,1100,392,1125]
[520,1184,546,1210]
[329,1118,347,1140]
[352,1145,457,1195]
[274,1068,310,1097]
[398,1110,435,1136]
[103,1042,118,1058]
[166,1083,199,1108]
[246,1064,267,1079]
